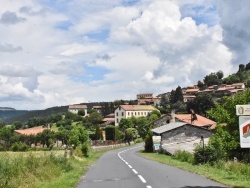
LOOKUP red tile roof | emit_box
[14,127,47,135]
[175,114,216,128]
[119,105,156,111]
[68,105,87,109]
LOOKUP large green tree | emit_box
[207,89,250,159]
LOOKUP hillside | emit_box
[4,106,68,124]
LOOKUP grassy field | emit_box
[139,151,250,188]
[0,149,108,188]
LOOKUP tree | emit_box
[118,118,133,130]
[69,125,88,146]
[150,110,161,118]
[12,121,23,129]
[174,86,183,103]
[144,131,153,152]
[197,80,205,90]
[160,94,169,109]
[169,90,175,104]
[78,109,85,116]
[136,117,149,139]
[0,119,6,129]
[192,93,215,116]
[95,125,103,140]
[207,89,250,159]
[216,70,224,80]
[89,111,103,125]
[245,62,250,70]
[238,64,245,73]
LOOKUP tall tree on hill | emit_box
[174,86,183,103]
[169,90,175,104]
[245,62,250,70]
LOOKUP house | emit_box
[115,105,157,126]
[174,113,216,129]
[183,95,196,103]
[232,83,245,89]
[92,106,102,113]
[152,122,212,154]
[102,113,115,125]
[184,88,199,95]
[137,93,161,106]
[14,127,47,136]
[68,104,87,116]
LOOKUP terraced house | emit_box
[115,105,157,126]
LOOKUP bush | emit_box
[9,142,29,152]
[134,138,143,143]
[144,131,153,152]
[194,145,217,164]
[81,142,90,157]
[173,150,194,164]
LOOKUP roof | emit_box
[14,127,47,135]
[68,105,87,109]
[232,83,244,86]
[175,114,216,127]
[102,118,115,122]
[152,122,187,134]
[118,105,157,111]
[185,89,199,93]
[183,95,196,98]
[93,106,102,109]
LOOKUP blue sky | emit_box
[0,0,249,110]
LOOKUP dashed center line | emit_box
[118,146,152,188]
[132,169,138,174]
[138,175,146,183]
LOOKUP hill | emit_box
[4,106,68,124]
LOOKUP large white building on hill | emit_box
[115,105,157,126]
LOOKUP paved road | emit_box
[76,144,228,188]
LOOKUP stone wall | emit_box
[161,124,212,143]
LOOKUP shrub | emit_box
[134,138,143,143]
[144,131,153,152]
[9,142,29,152]
[81,142,90,157]
[173,150,194,164]
[194,145,217,164]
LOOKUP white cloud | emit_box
[0,0,239,110]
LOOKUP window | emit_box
[135,112,137,116]
[144,112,146,115]
[117,118,119,123]
[119,106,121,110]
[131,112,133,116]
[122,112,124,116]
[128,112,130,116]
[116,112,118,116]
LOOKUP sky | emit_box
[0,0,249,110]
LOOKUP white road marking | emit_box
[138,175,146,183]
[118,145,152,187]
[132,169,138,174]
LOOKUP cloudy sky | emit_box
[0,0,249,110]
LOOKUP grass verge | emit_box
[138,151,250,188]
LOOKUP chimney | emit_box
[171,110,175,123]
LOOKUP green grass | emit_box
[0,149,107,188]
[138,151,250,188]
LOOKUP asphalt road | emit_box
[76,144,228,188]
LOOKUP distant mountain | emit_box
[0,107,28,120]
[4,106,69,124]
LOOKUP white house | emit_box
[115,105,157,126]
[68,105,87,116]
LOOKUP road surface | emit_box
[76,144,228,188]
